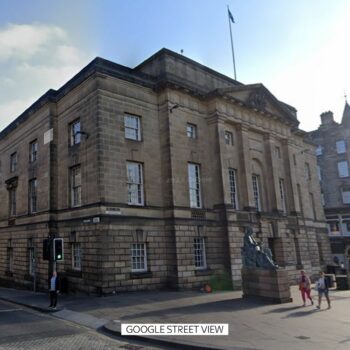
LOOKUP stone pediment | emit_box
[210,84,298,126]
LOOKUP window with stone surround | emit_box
[29,178,37,213]
[228,168,238,209]
[10,152,17,173]
[336,140,346,154]
[127,162,144,206]
[72,243,82,271]
[309,192,316,219]
[275,146,281,158]
[338,161,349,178]
[9,187,16,217]
[305,162,311,181]
[7,247,13,273]
[252,174,261,211]
[297,184,303,215]
[328,221,340,235]
[342,190,350,204]
[131,243,147,272]
[224,131,233,145]
[70,165,82,207]
[194,237,207,269]
[70,119,81,146]
[188,163,202,208]
[187,123,197,139]
[279,178,286,214]
[29,140,38,163]
[124,114,141,141]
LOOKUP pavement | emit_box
[1,285,350,350]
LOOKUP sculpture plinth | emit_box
[242,267,292,303]
[240,226,292,303]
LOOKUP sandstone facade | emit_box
[309,105,350,270]
[0,49,331,294]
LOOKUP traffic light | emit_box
[53,238,64,261]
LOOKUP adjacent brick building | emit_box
[309,104,350,270]
[0,48,331,294]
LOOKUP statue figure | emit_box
[241,226,278,270]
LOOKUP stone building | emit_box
[309,104,350,270]
[0,48,331,294]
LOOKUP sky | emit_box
[1,0,350,132]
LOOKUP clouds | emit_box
[0,23,92,132]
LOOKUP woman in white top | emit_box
[315,271,331,310]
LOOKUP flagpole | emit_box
[227,5,237,80]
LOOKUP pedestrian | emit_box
[315,271,331,310]
[298,270,313,306]
[48,270,60,309]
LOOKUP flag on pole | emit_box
[228,8,235,23]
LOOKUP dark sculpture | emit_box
[241,226,278,270]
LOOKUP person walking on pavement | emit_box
[316,271,331,310]
[48,271,60,309]
[298,270,313,306]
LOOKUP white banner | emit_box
[121,323,229,336]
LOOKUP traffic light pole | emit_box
[48,235,54,284]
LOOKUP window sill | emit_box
[130,271,152,279]
[195,268,211,276]
[125,138,142,142]
[66,269,82,278]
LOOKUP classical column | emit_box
[237,124,255,210]
[281,139,299,214]
[263,133,279,212]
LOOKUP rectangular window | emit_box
[188,163,202,208]
[297,184,303,215]
[342,190,350,204]
[29,179,37,213]
[275,146,281,158]
[194,237,207,269]
[7,247,13,272]
[305,163,311,180]
[72,243,82,271]
[131,243,147,272]
[224,131,233,145]
[328,221,340,235]
[252,174,261,211]
[70,166,81,207]
[338,161,349,177]
[310,193,316,219]
[29,247,35,276]
[187,123,197,139]
[70,119,81,146]
[124,114,141,141]
[315,145,323,156]
[9,188,16,216]
[127,162,144,205]
[336,140,346,154]
[279,178,286,214]
[228,168,238,209]
[10,152,17,173]
[29,140,38,163]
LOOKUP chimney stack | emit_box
[320,111,334,125]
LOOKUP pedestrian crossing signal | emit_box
[53,238,64,261]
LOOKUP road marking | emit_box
[0,308,21,312]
